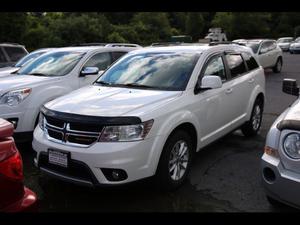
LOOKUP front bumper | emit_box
[261,154,300,208]
[32,126,164,186]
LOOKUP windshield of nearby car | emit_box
[95,52,200,91]
[277,38,293,43]
[17,51,85,76]
[246,42,260,54]
[15,50,47,67]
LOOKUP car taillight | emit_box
[0,150,24,181]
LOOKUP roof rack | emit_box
[71,43,141,48]
[209,41,246,46]
[150,42,187,47]
[71,43,107,47]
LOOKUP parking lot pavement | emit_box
[19,52,300,212]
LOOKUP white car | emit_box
[0,48,55,78]
[276,37,294,52]
[0,44,140,142]
[245,39,283,73]
[261,78,300,208]
[289,38,300,54]
[33,44,265,190]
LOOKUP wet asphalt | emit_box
[18,52,300,212]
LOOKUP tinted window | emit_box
[225,54,247,78]
[243,53,259,71]
[84,52,112,71]
[111,52,127,62]
[246,42,260,54]
[203,55,226,82]
[260,41,272,54]
[4,47,27,61]
[17,51,84,76]
[269,41,277,51]
[96,52,200,91]
[0,48,6,62]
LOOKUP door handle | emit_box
[225,88,233,94]
[248,78,254,83]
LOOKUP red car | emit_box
[0,118,37,212]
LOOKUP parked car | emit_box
[0,44,140,142]
[276,37,294,51]
[245,39,283,73]
[33,44,265,190]
[0,48,55,78]
[0,43,28,68]
[289,38,300,54]
[261,78,300,208]
[0,118,37,212]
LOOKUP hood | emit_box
[0,67,18,78]
[291,42,300,47]
[0,75,57,95]
[277,99,300,130]
[278,42,290,47]
[45,85,182,117]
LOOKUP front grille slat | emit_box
[44,115,103,147]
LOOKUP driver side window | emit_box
[84,52,112,71]
[203,55,226,82]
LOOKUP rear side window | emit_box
[84,52,112,71]
[3,46,27,61]
[225,54,247,78]
[243,53,259,71]
[0,48,7,62]
[111,52,127,62]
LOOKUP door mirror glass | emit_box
[282,78,299,96]
[200,75,222,90]
[80,67,99,76]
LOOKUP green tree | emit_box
[185,13,205,41]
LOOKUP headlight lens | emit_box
[99,119,154,142]
[38,113,45,131]
[283,133,300,159]
[0,88,31,106]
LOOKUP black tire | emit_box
[241,98,263,137]
[290,51,294,54]
[272,58,282,73]
[155,130,194,191]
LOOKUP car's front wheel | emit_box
[272,57,282,73]
[241,98,263,137]
[155,130,194,191]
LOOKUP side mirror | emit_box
[259,48,267,55]
[282,79,299,96]
[195,75,222,94]
[80,67,99,76]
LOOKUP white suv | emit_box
[33,44,265,190]
[0,44,140,142]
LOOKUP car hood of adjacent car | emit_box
[0,67,19,78]
[278,43,290,47]
[276,99,300,130]
[0,75,57,95]
[291,43,300,47]
[44,85,183,117]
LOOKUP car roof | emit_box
[246,39,275,43]
[277,37,293,39]
[0,43,25,47]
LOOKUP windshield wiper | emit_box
[28,72,49,76]
[95,80,112,85]
[121,83,155,89]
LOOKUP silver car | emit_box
[261,78,300,208]
[277,37,294,52]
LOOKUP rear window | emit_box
[242,53,259,71]
[3,46,27,62]
[225,54,247,78]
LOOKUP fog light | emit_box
[101,168,128,181]
[7,118,18,129]
[263,167,276,183]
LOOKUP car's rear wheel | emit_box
[241,98,263,137]
[155,130,194,191]
[272,58,282,73]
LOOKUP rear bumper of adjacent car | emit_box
[261,154,300,208]
[32,126,165,186]
[2,187,37,212]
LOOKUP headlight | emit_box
[0,88,31,106]
[283,133,300,159]
[99,119,154,142]
[38,113,45,131]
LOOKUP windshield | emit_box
[15,50,47,67]
[246,42,260,54]
[95,52,200,91]
[17,51,85,76]
[277,38,293,43]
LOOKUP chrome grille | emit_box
[44,115,103,147]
